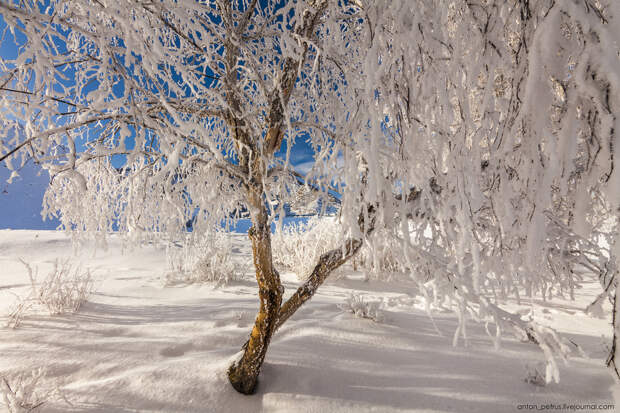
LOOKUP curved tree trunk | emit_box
[226,229,281,393]
[228,204,377,394]
[228,230,364,395]
[227,216,283,394]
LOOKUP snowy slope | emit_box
[0,230,617,412]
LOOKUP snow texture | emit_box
[0,230,616,413]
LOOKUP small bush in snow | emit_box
[273,217,408,282]
[272,216,343,281]
[1,368,55,413]
[5,259,93,326]
[339,294,385,323]
[165,231,243,286]
[21,259,93,316]
[5,292,34,330]
[524,362,547,387]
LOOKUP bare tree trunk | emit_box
[228,219,283,394]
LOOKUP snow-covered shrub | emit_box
[525,323,573,384]
[164,231,243,286]
[524,362,547,387]
[1,368,57,413]
[339,294,384,323]
[273,217,408,281]
[272,216,343,281]
[5,293,33,330]
[17,259,93,317]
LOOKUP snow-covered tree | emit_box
[353,0,620,382]
[1,0,619,393]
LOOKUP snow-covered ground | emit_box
[0,230,617,412]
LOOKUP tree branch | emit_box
[263,1,329,155]
[276,204,376,329]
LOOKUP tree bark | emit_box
[227,217,283,394]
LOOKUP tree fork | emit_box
[228,207,375,394]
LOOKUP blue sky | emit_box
[0,160,60,229]
[0,17,56,229]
